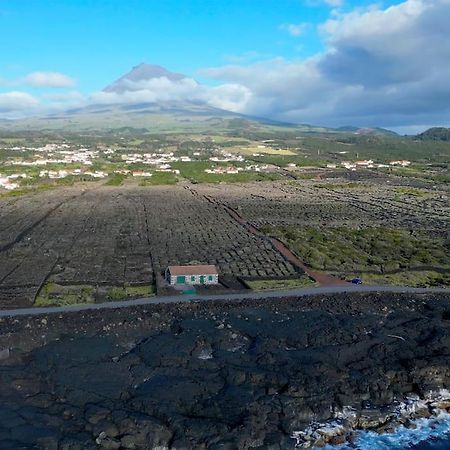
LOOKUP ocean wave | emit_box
[318,412,450,449]
[292,390,450,449]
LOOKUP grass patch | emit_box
[106,286,127,301]
[125,285,155,297]
[316,182,365,190]
[389,167,450,184]
[138,172,178,186]
[248,155,326,168]
[172,161,281,183]
[35,283,95,307]
[105,174,126,186]
[261,225,450,280]
[107,285,155,300]
[0,176,98,198]
[395,187,430,197]
[353,271,450,288]
[245,276,316,291]
[128,139,145,146]
[227,146,296,156]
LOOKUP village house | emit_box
[165,265,219,286]
[85,171,107,178]
[355,159,374,167]
[341,161,357,169]
[132,170,152,177]
[390,160,411,167]
[0,176,18,190]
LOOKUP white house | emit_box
[166,265,219,286]
[390,160,411,167]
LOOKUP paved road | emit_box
[0,285,449,318]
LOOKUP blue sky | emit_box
[0,0,400,91]
[1,0,449,132]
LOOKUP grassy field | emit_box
[107,285,155,300]
[138,172,178,186]
[0,176,100,198]
[35,283,95,307]
[105,174,126,186]
[248,154,325,168]
[349,270,450,288]
[172,161,282,183]
[261,225,450,286]
[227,145,296,156]
[245,276,316,291]
[394,187,431,197]
[35,282,155,306]
[316,182,367,190]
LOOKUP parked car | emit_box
[351,278,363,285]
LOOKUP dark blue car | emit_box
[351,278,363,284]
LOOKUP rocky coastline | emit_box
[292,390,450,448]
[1,291,450,449]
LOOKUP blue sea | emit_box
[316,412,450,450]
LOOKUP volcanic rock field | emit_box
[0,292,450,449]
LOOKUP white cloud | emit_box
[280,22,310,36]
[90,77,203,104]
[3,0,450,130]
[207,84,253,112]
[0,91,39,113]
[23,71,76,88]
[87,76,252,114]
[200,0,450,129]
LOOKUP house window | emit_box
[191,276,195,282]
[208,275,213,281]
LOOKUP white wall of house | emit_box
[166,271,219,286]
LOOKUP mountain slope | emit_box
[337,126,398,137]
[0,63,404,134]
[417,127,450,141]
[104,63,189,93]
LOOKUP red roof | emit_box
[168,265,218,276]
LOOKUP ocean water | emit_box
[316,412,450,450]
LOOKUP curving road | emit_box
[0,285,449,318]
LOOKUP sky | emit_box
[1,0,449,133]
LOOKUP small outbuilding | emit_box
[166,265,219,286]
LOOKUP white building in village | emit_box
[165,265,219,286]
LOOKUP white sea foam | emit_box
[317,411,450,449]
[293,390,450,449]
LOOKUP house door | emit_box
[200,275,205,284]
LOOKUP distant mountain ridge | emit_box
[337,126,398,137]
[103,63,189,93]
[0,63,416,134]
[417,127,450,141]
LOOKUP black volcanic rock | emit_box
[104,63,189,93]
[1,292,450,449]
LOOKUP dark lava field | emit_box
[1,291,450,449]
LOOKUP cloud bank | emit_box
[1,0,450,131]
[23,72,76,88]
[0,92,39,113]
[202,0,450,130]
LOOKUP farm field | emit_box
[0,185,297,309]
[0,168,449,309]
[196,172,450,287]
